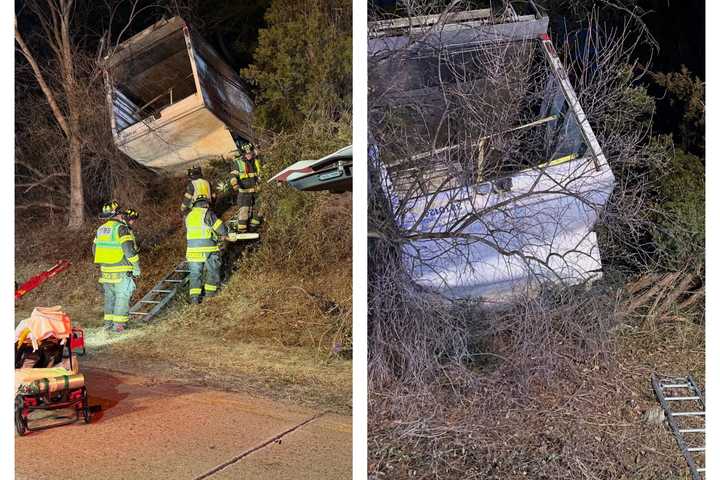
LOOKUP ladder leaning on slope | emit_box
[128,232,259,324]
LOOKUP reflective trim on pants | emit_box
[103,276,135,323]
[188,252,221,297]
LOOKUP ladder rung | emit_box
[152,289,173,293]
[140,300,161,304]
[163,279,184,283]
[679,428,705,433]
[130,312,148,315]
[687,447,705,452]
[698,468,706,472]
[662,383,691,389]
[672,412,705,417]
[666,396,700,401]
[175,270,190,273]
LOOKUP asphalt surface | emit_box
[15,367,352,479]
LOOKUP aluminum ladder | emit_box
[128,261,190,323]
[651,374,705,479]
[127,233,259,324]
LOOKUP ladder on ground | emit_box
[128,233,260,324]
[651,374,705,479]
[129,261,190,323]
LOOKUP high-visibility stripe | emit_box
[212,219,223,230]
[99,277,122,284]
[93,241,120,248]
[103,314,114,321]
[186,252,208,262]
[184,192,193,199]
[127,255,139,263]
[101,265,133,273]
[114,315,128,323]
[205,284,218,292]
[187,226,213,239]
[187,245,220,253]
[189,288,202,296]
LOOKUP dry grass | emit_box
[82,321,352,411]
[369,314,704,479]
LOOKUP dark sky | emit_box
[369,0,705,78]
[15,0,270,73]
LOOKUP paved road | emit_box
[15,368,352,479]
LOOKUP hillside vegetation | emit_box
[368,1,704,478]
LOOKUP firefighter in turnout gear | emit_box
[181,165,212,215]
[93,202,141,334]
[227,139,263,231]
[185,195,228,304]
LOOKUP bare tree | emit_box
[14,0,161,227]
[15,0,87,228]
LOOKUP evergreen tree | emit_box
[242,0,352,129]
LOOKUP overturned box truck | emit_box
[369,4,615,300]
[103,17,254,173]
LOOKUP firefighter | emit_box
[93,203,141,334]
[225,139,263,232]
[185,194,227,304]
[181,165,212,216]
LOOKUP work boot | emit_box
[190,296,201,305]
[111,323,126,334]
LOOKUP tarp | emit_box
[15,306,72,351]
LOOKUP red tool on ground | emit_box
[15,260,71,300]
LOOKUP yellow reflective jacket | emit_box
[93,220,139,273]
[185,207,227,262]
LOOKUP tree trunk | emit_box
[67,134,84,228]
[15,3,86,229]
[60,0,85,229]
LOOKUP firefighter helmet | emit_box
[100,200,121,218]
[240,142,255,154]
[187,165,202,179]
[123,208,140,221]
[193,194,209,206]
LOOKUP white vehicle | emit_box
[370,5,615,300]
[103,17,255,174]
